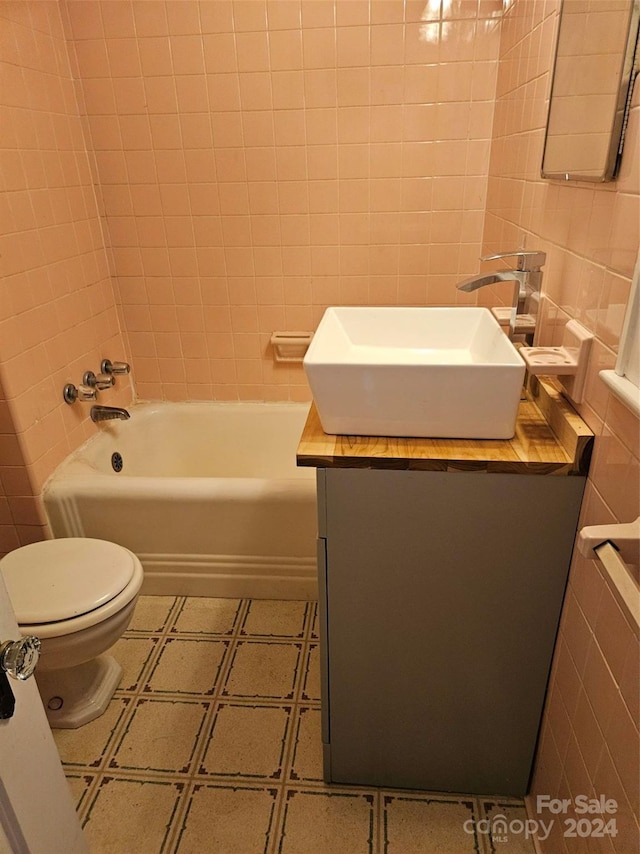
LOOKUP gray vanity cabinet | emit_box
[315,467,585,797]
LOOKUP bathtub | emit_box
[43,402,318,600]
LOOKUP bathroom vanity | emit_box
[297,378,593,797]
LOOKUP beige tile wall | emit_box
[478,1,639,850]
[0,373,28,555]
[0,1,131,552]
[63,0,503,401]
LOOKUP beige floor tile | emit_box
[112,635,159,691]
[175,784,278,854]
[222,641,302,700]
[83,777,184,854]
[145,637,229,696]
[478,801,537,852]
[382,794,481,853]
[54,697,131,768]
[277,788,375,854]
[240,600,308,638]
[110,698,208,775]
[128,596,178,633]
[171,597,243,635]
[289,707,324,783]
[300,643,321,702]
[198,702,291,780]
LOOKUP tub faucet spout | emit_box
[90,405,130,422]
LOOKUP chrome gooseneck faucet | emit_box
[457,250,546,343]
[90,405,130,422]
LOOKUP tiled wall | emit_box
[0,1,131,553]
[0,373,28,555]
[479,2,639,850]
[63,0,503,401]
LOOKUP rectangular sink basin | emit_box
[303,307,526,439]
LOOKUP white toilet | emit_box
[0,538,143,729]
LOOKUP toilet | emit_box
[0,538,143,729]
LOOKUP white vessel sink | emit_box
[303,306,526,439]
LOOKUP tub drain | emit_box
[111,452,123,473]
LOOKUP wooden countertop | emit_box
[297,377,593,476]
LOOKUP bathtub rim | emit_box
[43,398,314,485]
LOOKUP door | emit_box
[0,573,87,854]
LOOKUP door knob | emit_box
[0,636,40,680]
[0,637,40,720]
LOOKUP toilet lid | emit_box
[0,538,138,624]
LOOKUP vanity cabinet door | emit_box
[320,468,585,796]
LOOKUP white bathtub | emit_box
[43,402,318,599]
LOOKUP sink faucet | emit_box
[457,250,546,343]
[90,405,130,422]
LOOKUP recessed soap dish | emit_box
[270,331,314,363]
[520,319,593,404]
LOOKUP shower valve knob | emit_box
[63,383,97,404]
[100,359,130,375]
[83,370,115,390]
[77,384,97,400]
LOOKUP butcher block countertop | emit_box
[296,377,593,476]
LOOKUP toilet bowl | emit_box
[0,538,144,729]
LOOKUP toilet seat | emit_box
[0,538,144,638]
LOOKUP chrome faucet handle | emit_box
[83,370,115,391]
[63,383,97,404]
[100,359,130,375]
[481,250,546,271]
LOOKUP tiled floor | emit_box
[53,596,535,854]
